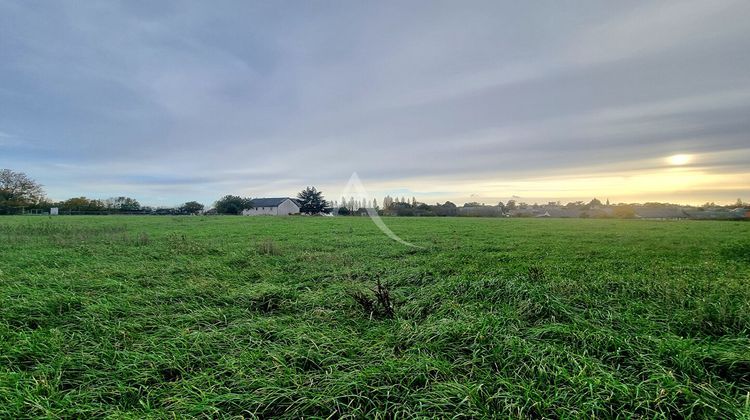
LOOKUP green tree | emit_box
[390,201,415,216]
[337,206,351,216]
[60,197,104,212]
[105,196,141,212]
[214,195,252,215]
[588,198,602,208]
[297,187,329,214]
[613,205,636,219]
[433,201,458,217]
[0,169,45,213]
[179,201,205,215]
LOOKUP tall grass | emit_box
[0,216,748,417]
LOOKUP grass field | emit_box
[1,216,749,418]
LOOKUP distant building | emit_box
[241,198,300,216]
[634,206,688,219]
[684,208,748,220]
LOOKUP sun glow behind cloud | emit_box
[353,151,750,205]
[667,154,693,166]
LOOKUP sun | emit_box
[667,154,692,166]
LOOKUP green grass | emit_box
[1,216,749,418]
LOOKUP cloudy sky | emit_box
[1,0,749,206]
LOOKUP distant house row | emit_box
[238,198,750,219]
[504,206,750,220]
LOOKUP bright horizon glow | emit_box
[667,154,693,166]
[343,164,747,207]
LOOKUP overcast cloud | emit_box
[1,0,749,206]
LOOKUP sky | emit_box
[1,0,749,207]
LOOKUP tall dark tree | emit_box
[179,201,205,215]
[214,195,252,215]
[0,169,45,212]
[297,187,329,214]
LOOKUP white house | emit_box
[241,197,300,216]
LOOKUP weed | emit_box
[134,232,150,246]
[349,279,395,319]
[527,265,546,281]
[257,238,282,256]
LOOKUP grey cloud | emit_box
[1,0,749,205]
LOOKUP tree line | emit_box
[1,169,330,215]
[2,169,747,217]
[0,169,205,215]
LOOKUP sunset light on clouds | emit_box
[1,0,749,206]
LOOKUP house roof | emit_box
[250,197,298,207]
